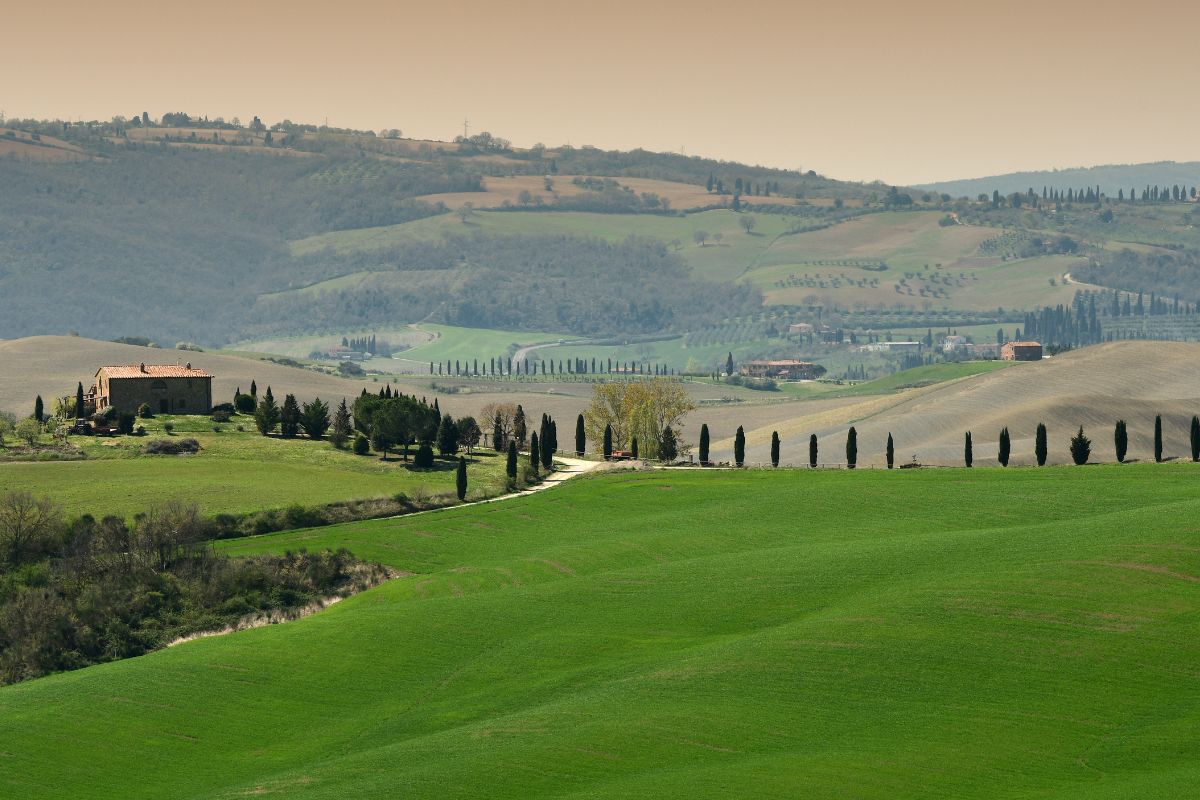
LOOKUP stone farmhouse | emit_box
[1000,342,1043,361]
[93,363,214,415]
[742,360,821,380]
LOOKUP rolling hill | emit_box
[920,160,1200,200]
[2,466,1198,797]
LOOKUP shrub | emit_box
[143,438,201,455]
[163,422,174,435]
[211,410,232,423]
[117,413,136,435]
[211,402,236,415]
[353,434,370,455]
[414,443,435,468]
[234,393,256,414]
[135,425,146,436]
[137,403,152,419]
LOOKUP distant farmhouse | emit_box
[860,341,923,354]
[742,359,822,380]
[93,363,213,415]
[1001,342,1043,361]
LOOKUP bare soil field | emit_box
[0,129,90,162]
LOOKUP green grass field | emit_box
[0,417,507,519]
[3,465,1199,798]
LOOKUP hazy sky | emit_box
[6,0,1199,185]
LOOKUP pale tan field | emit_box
[0,337,857,457]
[729,341,1200,467]
[0,129,90,161]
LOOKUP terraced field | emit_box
[3,466,1199,798]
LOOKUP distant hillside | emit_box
[920,161,1200,199]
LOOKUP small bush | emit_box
[163,422,174,435]
[143,438,201,455]
[211,410,232,423]
[234,394,256,414]
[117,413,136,435]
[414,443,435,468]
[135,425,146,436]
[353,434,370,455]
[137,403,153,419]
[236,425,245,432]
[211,402,236,414]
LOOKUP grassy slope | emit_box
[3,466,1200,798]
[0,418,508,518]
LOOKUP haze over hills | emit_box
[920,161,1200,200]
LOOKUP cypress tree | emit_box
[699,424,710,465]
[254,390,280,436]
[33,395,43,423]
[734,426,745,467]
[998,427,1010,467]
[1154,414,1163,462]
[660,426,678,462]
[75,382,85,419]
[456,456,468,501]
[1191,416,1200,462]
[250,380,257,398]
[541,422,554,470]
[1070,426,1091,465]
[492,414,504,452]
[530,432,540,478]
[725,352,734,376]
[1115,420,1128,463]
[575,414,585,457]
[632,437,639,460]
[846,427,857,469]
[886,433,894,469]
[1035,423,1048,466]
[280,394,300,438]
[437,414,459,456]
[964,431,973,467]
[331,398,352,448]
[506,440,518,482]
[513,405,527,447]
[603,424,613,460]
[770,431,780,468]
[809,434,818,468]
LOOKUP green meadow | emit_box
[3,465,1199,798]
[0,418,507,519]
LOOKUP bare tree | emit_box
[0,492,62,566]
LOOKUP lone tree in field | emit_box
[1035,423,1048,466]
[964,431,973,467]
[575,414,585,457]
[1070,426,1091,465]
[603,424,613,460]
[33,396,43,424]
[734,426,746,467]
[529,432,540,478]
[506,440,518,482]
[846,427,857,469]
[1192,416,1200,462]
[770,431,780,468]
[699,424,710,465]
[886,433,894,469]
[998,427,1011,467]
[725,352,734,376]
[1114,419,1128,463]
[456,456,468,501]
[809,434,818,468]
[1154,415,1164,462]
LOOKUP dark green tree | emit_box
[1070,426,1091,465]
[886,433,894,469]
[353,434,370,455]
[1191,416,1200,462]
[541,422,555,470]
[250,380,257,398]
[603,424,613,460]
[575,414,586,456]
[253,389,280,435]
[660,426,678,462]
[1035,423,1048,466]
[631,437,639,460]
[330,399,352,448]
[280,394,300,438]
[734,426,745,467]
[770,431,780,467]
[809,434,818,468]
[33,396,43,423]
[75,383,85,419]
[300,398,330,440]
[493,413,504,452]
[514,405,527,447]
[506,440,518,482]
[998,427,1010,467]
[964,431,973,467]
[699,424,710,465]
[1114,419,1128,463]
[1154,414,1163,462]
[846,427,857,469]
[530,432,541,478]
[414,442,435,469]
[455,456,468,501]
[437,414,460,456]
[725,352,735,376]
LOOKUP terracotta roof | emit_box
[96,364,213,379]
[1005,341,1042,347]
[746,360,815,367]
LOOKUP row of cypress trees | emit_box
[691,414,1200,468]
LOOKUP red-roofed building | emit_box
[742,360,822,380]
[1000,342,1043,361]
[94,363,213,415]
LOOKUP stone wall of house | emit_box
[102,377,212,415]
